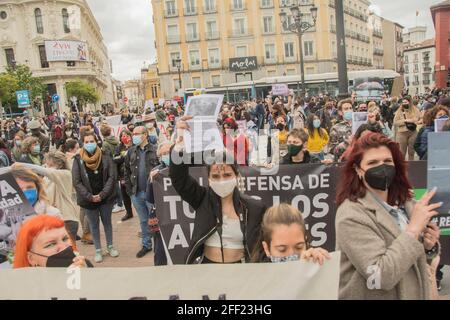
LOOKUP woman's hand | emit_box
[300,248,331,266]
[406,188,442,239]
[70,255,88,268]
[149,169,160,181]
[175,116,193,145]
[423,223,440,251]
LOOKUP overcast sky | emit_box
[87,0,441,82]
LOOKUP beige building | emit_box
[381,18,404,74]
[141,63,162,103]
[152,0,401,98]
[0,0,113,114]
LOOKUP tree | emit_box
[0,64,46,115]
[65,79,100,111]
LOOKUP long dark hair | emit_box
[306,113,325,139]
[336,133,413,207]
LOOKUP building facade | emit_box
[141,63,162,103]
[152,0,398,98]
[123,80,142,110]
[0,0,113,114]
[403,39,435,95]
[431,0,450,89]
[381,18,404,73]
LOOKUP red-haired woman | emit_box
[13,215,92,268]
[335,133,442,300]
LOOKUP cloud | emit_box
[86,0,156,82]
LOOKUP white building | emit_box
[122,80,142,110]
[403,38,435,95]
[0,0,114,114]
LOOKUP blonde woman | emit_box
[393,96,421,160]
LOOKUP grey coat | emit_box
[336,192,432,300]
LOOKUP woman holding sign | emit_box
[336,133,442,300]
[169,116,267,264]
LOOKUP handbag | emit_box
[403,113,417,131]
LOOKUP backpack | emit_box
[0,151,10,168]
[53,125,63,140]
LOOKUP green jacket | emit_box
[102,136,120,157]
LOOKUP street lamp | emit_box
[279,2,318,97]
[174,58,182,92]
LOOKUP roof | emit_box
[431,0,450,24]
[404,38,435,51]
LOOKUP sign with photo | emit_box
[45,40,88,62]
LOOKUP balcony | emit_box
[260,1,274,9]
[186,33,200,42]
[330,24,336,33]
[423,67,432,72]
[203,6,217,14]
[373,30,383,38]
[164,9,179,18]
[228,28,253,38]
[166,35,181,44]
[184,7,198,16]
[230,3,246,11]
[374,48,384,56]
[423,80,431,85]
[262,28,276,35]
[205,31,220,40]
[412,81,420,86]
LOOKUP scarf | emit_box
[80,147,102,171]
[28,154,41,166]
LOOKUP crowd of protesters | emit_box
[0,87,449,300]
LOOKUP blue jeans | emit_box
[115,182,123,207]
[85,202,114,251]
[131,191,153,250]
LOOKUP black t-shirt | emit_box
[85,162,104,198]
[281,151,315,165]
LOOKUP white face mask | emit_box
[209,178,237,198]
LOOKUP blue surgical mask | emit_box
[270,254,300,263]
[23,189,38,206]
[32,145,41,155]
[132,135,142,146]
[161,154,170,166]
[344,111,353,121]
[15,140,22,147]
[313,119,321,129]
[83,143,97,154]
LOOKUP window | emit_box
[167,25,179,43]
[192,77,201,88]
[404,55,409,63]
[234,18,246,35]
[282,16,293,31]
[38,45,49,68]
[261,0,273,8]
[0,11,7,20]
[5,48,15,66]
[35,8,44,34]
[62,8,70,33]
[186,23,198,41]
[67,61,76,67]
[189,50,200,67]
[152,85,158,98]
[404,65,409,74]
[170,52,181,68]
[236,46,247,57]
[206,21,218,39]
[166,0,177,15]
[265,44,275,60]
[211,75,221,87]
[208,48,220,66]
[304,41,313,56]
[232,0,244,10]
[414,64,419,72]
[204,0,216,12]
[184,0,196,15]
[263,17,274,34]
[284,42,295,58]
[414,75,419,84]
[414,54,418,62]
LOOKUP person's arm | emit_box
[336,204,425,291]
[123,150,133,195]
[168,146,206,211]
[328,126,339,155]
[71,158,93,202]
[98,156,116,201]
[322,129,330,148]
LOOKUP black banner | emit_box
[229,56,258,72]
[154,162,450,265]
[0,169,36,257]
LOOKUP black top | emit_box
[281,151,317,165]
[85,162,104,197]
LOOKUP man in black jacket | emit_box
[124,126,159,258]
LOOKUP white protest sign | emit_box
[272,84,289,96]
[435,118,449,133]
[104,115,122,126]
[0,252,340,300]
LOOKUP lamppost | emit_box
[279,2,318,97]
[174,58,182,93]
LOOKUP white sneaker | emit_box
[94,250,103,263]
[112,205,124,213]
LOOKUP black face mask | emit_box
[402,104,410,109]
[362,164,396,191]
[30,246,76,268]
[276,123,286,131]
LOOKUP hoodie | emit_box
[102,136,120,157]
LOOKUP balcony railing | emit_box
[205,31,220,40]
[184,7,198,16]
[186,33,200,42]
[423,67,432,72]
[164,9,179,18]
[166,35,181,44]
[423,80,431,85]
[203,6,217,14]
[374,48,384,56]
[228,28,253,38]
[260,1,274,9]
[230,3,246,11]
[412,81,420,86]
[330,24,336,33]
[373,30,383,38]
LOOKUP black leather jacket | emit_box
[169,151,266,264]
